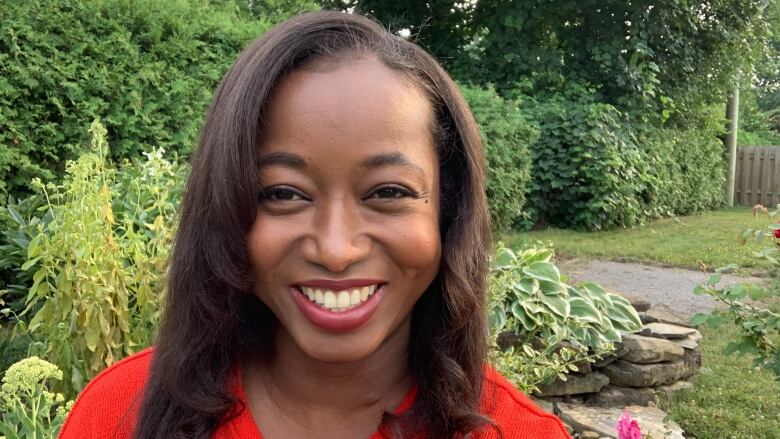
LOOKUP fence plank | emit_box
[740,146,754,205]
[735,146,780,207]
[774,148,780,208]
[761,148,772,205]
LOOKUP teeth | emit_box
[323,291,336,308]
[350,289,361,306]
[299,284,379,312]
[337,291,350,307]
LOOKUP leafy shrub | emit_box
[487,242,642,392]
[0,0,314,196]
[0,356,73,439]
[0,195,49,317]
[516,83,727,231]
[7,121,183,397]
[461,84,538,234]
[521,84,652,230]
[691,204,780,377]
[641,122,726,217]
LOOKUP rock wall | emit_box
[530,298,700,438]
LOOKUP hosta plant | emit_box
[487,242,643,393]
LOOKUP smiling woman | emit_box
[58,11,569,439]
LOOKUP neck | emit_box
[246,318,413,425]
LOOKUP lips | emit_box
[291,280,386,332]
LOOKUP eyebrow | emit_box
[257,151,428,180]
[360,152,427,180]
[257,152,307,170]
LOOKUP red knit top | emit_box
[59,349,569,438]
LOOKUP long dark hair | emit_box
[133,11,492,439]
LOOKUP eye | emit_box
[367,185,417,200]
[258,186,307,202]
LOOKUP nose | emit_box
[302,197,371,273]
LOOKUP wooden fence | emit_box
[735,146,780,207]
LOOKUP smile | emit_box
[290,281,387,332]
[299,285,379,312]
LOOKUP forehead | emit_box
[259,56,435,161]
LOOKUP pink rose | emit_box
[617,410,642,439]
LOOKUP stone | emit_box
[620,334,685,363]
[535,372,610,397]
[529,396,555,414]
[644,322,699,340]
[556,403,685,439]
[670,331,702,351]
[682,349,701,378]
[654,381,694,400]
[642,304,693,328]
[601,360,688,387]
[586,385,657,407]
[580,431,601,439]
[593,342,628,368]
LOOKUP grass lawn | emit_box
[659,322,780,439]
[505,207,775,275]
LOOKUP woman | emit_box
[59,11,569,439]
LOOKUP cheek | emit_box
[246,216,299,281]
[380,212,441,280]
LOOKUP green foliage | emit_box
[641,119,726,217]
[521,85,652,230]
[0,356,73,439]
[487,242,642,393]
[0,195,49,317]
[691,205,780,378]
[0,0,307,196]
[5,121,183,398]
[460,84,537,234]
[323,0,772,231]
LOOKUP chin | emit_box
[295,330,388,363]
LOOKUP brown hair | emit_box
[133,10,492,439]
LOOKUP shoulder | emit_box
[478,366,570,439]
[58,348,154,439]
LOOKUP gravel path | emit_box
[559,259,767,316]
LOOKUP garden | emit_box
[1,1,780,438]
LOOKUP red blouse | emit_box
[59,348,570,438]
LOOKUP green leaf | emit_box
[540,293,570,319]
[27,234,41,259]
[569,297,602,324]
[708,273,721,285]
[690,313,709,326]
[580,282,613,307]
[608,295,643,332]
[20,255,42,271]
[522,261,561,283]
[489,305,507,333]
[511,302,535,331]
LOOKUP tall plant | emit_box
[9,121,182,397]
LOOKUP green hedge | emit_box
[0,0,316,196]
[461,84,537,235]
[520,84,725,231]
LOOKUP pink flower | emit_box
[617,410,642,439]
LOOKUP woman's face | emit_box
[248,56,441,363]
